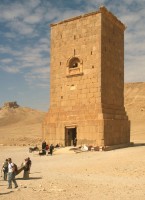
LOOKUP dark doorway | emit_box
[65,127,77,146]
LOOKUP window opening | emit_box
[69,57,80,69]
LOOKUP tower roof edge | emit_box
[50,6,126,30]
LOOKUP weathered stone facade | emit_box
[43,6,130,148]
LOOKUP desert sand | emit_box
[0,145,145,200]
[0,82,145,199]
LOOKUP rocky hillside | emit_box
[124,82,145,117]
[0,102,46,146]
[124,82,145,142]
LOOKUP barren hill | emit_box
[0,102,46,146]
[124,82,145,142]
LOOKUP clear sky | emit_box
[0,0,145,111]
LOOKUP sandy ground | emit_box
[0,144,145,200]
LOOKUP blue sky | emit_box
[0,0,145,111]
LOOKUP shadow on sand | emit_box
[0,184,6,186]
[16,177,42,180]
[29,172,41,174]
[0,191,14,195]
[132,143,145,147]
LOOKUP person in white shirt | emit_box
[7,158,18,189]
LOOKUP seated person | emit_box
[29,145,39,153]
[55,144,60,148]
[39,149,46,155]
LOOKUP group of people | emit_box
[40,139,77,155]
[40,141,54,155]
[1,157,32,189]
[1,158,18,189]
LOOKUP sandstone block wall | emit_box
[43,6,130,148]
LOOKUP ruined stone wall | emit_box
[3,101,19,109]
[101,12,124,106]
[44,7,130,147]
[44,12,104,146]
[50,13,102,110]
[100,10,130,146]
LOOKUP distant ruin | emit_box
[43,6,130,149]
[3,101,19,109]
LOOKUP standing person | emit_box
[27,157,32,173]
[7,158,18,189]
[49,144,54,156]
[73,138,77,147]
[2,159,8,181]
[23,158,31,179]
[42,140,47,154]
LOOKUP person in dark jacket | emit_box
[2,159,8,180]
[23,157,32,179]
[73,138,77,147]
[42,140,47,154]
[49,144,54,156]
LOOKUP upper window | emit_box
[66,57,83,77]
[69,57,80,68]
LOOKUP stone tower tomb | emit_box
[43,6,130,149]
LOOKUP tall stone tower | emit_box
[43,6,130,148]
